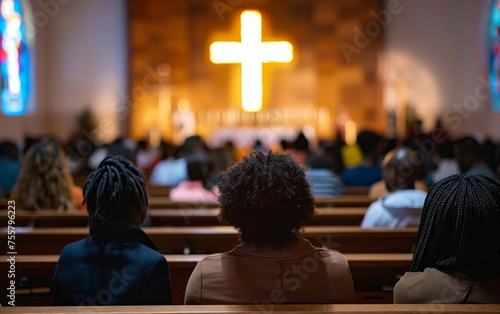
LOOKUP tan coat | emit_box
[185,239,354,305]
[394,268,500,304]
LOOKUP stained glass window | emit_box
[0,0,32,116]
[490,0,500,110]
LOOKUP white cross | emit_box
[210,10,293,112]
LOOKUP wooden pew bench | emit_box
[3,304,500,313]
[0,253,412,305]
[1,195,375,210]
[0,208,367,227]
[146,195,375,209]
[343,186,370,195]
[0,226,418,255]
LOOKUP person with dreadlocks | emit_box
[53,156,172,305]
[184,151,354,305]
[11,139,84,211]
[394,174,500,303]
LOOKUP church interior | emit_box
[1,0,500,311]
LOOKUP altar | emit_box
[207,126,315,150]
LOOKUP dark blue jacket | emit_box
[53,220,172,305]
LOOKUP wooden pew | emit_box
[343,186,370,195]
[146,195,375,209]
[146,185,171,196]
[0,195,375,210]
[4,304,500,313]
[0,226,418,255]
[0,208,367,227]
[0,253,413,305]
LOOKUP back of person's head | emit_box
[177,135,207,158]
[357,130,383,158]
[307,154,333,170]
[454,136,481,173]
[280,139,290,151]
[186,153,213,186]
[22,137,40,155]
[108,138,133,161]
[211,148,233,174]
[411,175,500,278]
[382,147,421,192]
[294,132,309,151]
[483,139,497,175]
[0,140,18,160]
[12,139,75,211]
[438,138,454,159]
[136,140,148,151]
[218,151,315,249]
[323,140,345,175]
[83,156,148,228]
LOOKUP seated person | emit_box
[305,154,343,197]
[394,174,500,303]
[0,140,21,197]
[454,137,495,180]
[427,138,459,185]
[361,147,427,228]
[341,130,384,186]
[54,156,172,305]
[289,132,310,166]
[169,153,219,202]
[11,139,84,210]
[185,152,354,304]
[150,135,207,186]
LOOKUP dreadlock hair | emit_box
[11,139,75,211]
[411,174,500,278]
[217,151,315,249]
[83,156,148,228]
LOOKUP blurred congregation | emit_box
[1,0,500,311]
[1,122,499,210]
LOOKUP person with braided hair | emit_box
[394,174,500,304]
[11,139,84,211]
[185,151,354,305]
[53,156,172,305]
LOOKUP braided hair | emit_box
[83,156,148,228]
[12,140,75,211]
[411,174,500,278]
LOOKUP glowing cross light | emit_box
[210,10,293,112]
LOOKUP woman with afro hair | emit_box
[394,174,500,303]
[185,151,354,305]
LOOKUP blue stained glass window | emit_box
[0,0,31,116]
[490,0,500,111]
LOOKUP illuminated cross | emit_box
[210,10,293,112]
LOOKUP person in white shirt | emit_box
[362,147,427,228]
